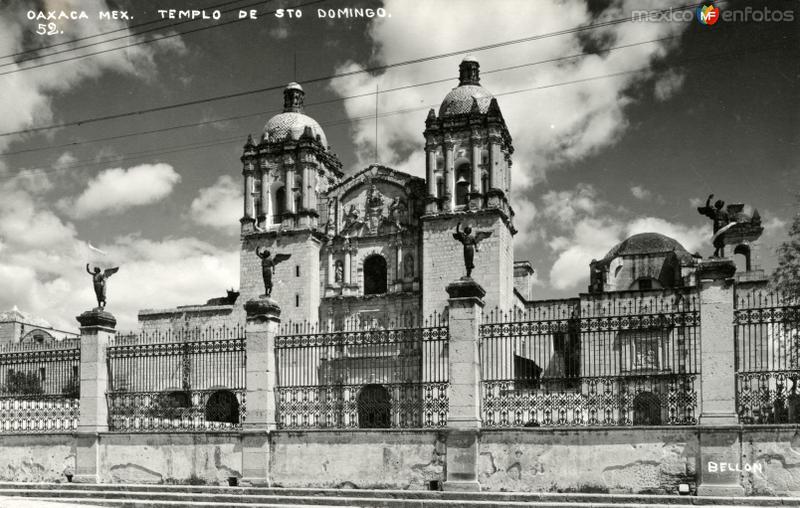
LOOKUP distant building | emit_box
[0,307,78,345]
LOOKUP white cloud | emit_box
[630,185,652,200]
[0,169,238,330]
[189,175,243,230]
[62,163,181,219]
[653,69,686,101]
[542,182,710,290]
[326,0,689,248]
[0,0,183,153]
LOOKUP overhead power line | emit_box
[0,0,254,62]
[0,0,328,76]
[0,35,680,157]
[0,0,724,138]
[0,40,778,182]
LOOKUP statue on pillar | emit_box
[255,247,291,297]
[86,264,119,309]
[697,194,732,257]
[452,222,492,278]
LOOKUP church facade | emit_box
[140,57,532,332]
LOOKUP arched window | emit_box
[633,391,662,425]
[629,277,662,291]
[358,384,391,428]
[274,187,286,223]
[734,244,751,272]
[455,163,471,205]
[205,390,240,424]
[363,255,387,295]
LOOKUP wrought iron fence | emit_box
[481,290,700,427]
[106,326,246,431]
[734,289,800,424]
[275,323,449,429]
[0,339,80,433]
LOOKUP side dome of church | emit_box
[589,232,699,293]
[263,82,328,148]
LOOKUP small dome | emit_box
[600,233,692,264]
[439,56,494,117]
[264,112,327,147]
[263,83,328,147]
[439,85,494,117]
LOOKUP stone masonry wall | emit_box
[270,430,445,489]
[99,433,242,485]
[740,427,800,496]
[0,434,75,482]
[422,211,514,319]
[479,428,698,494]
[240,232,321,324]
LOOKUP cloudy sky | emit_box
[0,0,797,330]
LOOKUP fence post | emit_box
[73,308,116,484]
[442,278,485,492]
[241,297,281,486]
[696,258,744,496]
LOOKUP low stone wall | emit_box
[99,432,242,485]
[0,433,75,482]
[0,426,798,494]
[479,427,697,494]
[270,430,445,489]
[741,426,800,496]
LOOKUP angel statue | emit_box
[697,193,732,257]
[452,222,492,278]
[86,264,119,309]
[255,247,291,297]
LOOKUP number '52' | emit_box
[36,23,59,35]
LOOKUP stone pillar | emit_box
[395,242,403,282]
[444,141,455,211]
[426,146,436,197]
[488,138,500,191]
[344,249,352,285]
[243,170,254,220]
[443,278,485,492]
[285,165,295,214]
[260,165,270,225]
[327,251,334,285]
[241,298,281,486]
[74,308,116,484]
[469,137,482,209]
[696,258,744,496]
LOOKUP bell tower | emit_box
[238,83,343,324]
[421,56,516,318]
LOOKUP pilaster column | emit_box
[243,168,254,220]
[241,298,281,486]
[344,249,352,285]
[260,164,270,224]
[444,141,455,211]
[73,308,116,484]
[284,163,295,214]
[426,145,437,196]
[696,258,744,496]
[442,278,485,492]
[395,242,403,282]
[327,251,334,285]
[469,137,483,209]
[301,163,311,212]
[488,137,501,191]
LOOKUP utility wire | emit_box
[1,41,777,182]
[0,0,723,137]
[0,35,680,157]
[0,0,255,62]
[0,0,328,76]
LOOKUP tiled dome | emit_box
[264,112,327,147]
[438,85,494,117]
[601,233,693,264]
